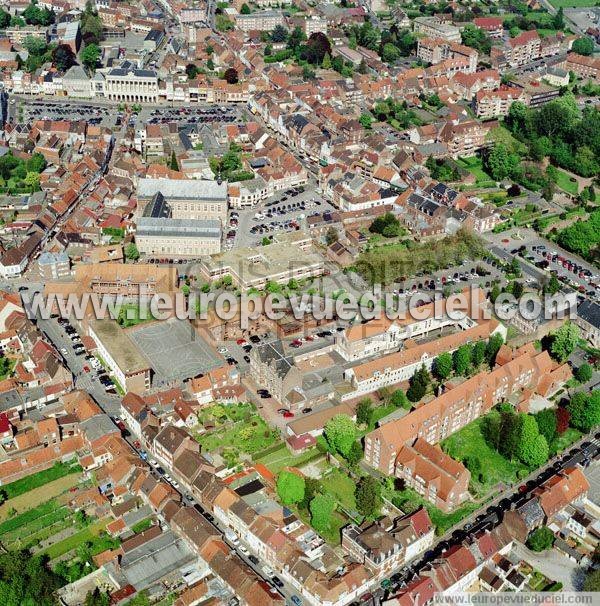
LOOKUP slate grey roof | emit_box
[577,299,600,330]
[136,178,227,202]
[136,217,221,239]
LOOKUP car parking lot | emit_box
[517,243,599,300]
[391,260,502,296]
[232,184,337,248]
[11,98,119,127]
[145,105,239,125]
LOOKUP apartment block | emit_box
[475,87,529,119]
[413,16,461,43]
[364,345,571,477]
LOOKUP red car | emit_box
[134,440,141,449]
[236,338,247,345]
[83,365,90,373]
[283,411,295,418]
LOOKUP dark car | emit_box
[244,355,251,363]
[272,576,284,588]
[302,407,313,414]
[249,554,259,565]
[249,335,261,343]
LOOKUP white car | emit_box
[218,347,228,354]
[262,565,274,577]
[149,459,158,467]
[60,348,67,354]
[239,546,249,555]
[172,481,179,489]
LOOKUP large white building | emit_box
[135,217,222,258]
[103,64,159,103]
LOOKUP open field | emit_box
[441,413,528,496]
[39,518,110,560]
[0,461,81,501]
[0,473,80,521]
[554,169,579,195]
[456,157,496,187]
[255,444,322,475]
[549,0,596,6]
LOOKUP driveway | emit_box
[511,542,581,591]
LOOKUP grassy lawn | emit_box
[39,518,110,560]
[554,169,579,195]
[320,469,357,513]
[255,444,322,475]
[390,487,479,535]
[441,412,528,497]
[196,404,279,467]
[131,517,154,534]
[0,461,81,501]
[549,0,596,6]
[456,156,495,186]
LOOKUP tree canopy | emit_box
[276,470,305,506]
[323,414,357,457]
[309,494,335,532]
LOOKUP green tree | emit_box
[24,171,40,190]
[544,274,561,296]
[381,42,401,63]
[535,409,557,444]
[84,588,110,606]
[356,398,373,426]
[486,333,504,367]
[461,24,491,54]
[553,7,565,29]
[453,344,472,376]
[321,52,332,69]
[186,63,200,80]
[463,455,483,483]
[271,24,289,43]
[572,37,594,56]
[390,389,410,409]
[567,391,600,432]
[300,477,320,509]
[52,44,77,72]
[81,43,100,71]
[549,322,579,362]
[125,243,139,261]
[81,0,103,45]
[498,410,521,460]
[223,68,238,84]
[407,365,430,402]
[516,415,548,468]
[286,26,306,50]
[355,476,381,518]
[584,569,600,591]
[490,283,501,304]
[0,9,10,28]
[472,340,487,368]
[0,549,62,605]
[323,414,357,457]
[309,494,335,532]
[575,362,593,384]
[359,113,373,129]
[240,3,251,14]
[276,470,305,506]
[526,526,554,552]
[169,151,179,171]
[325,226,338,245]
[346,441,364,466]
[433,352,453,380]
